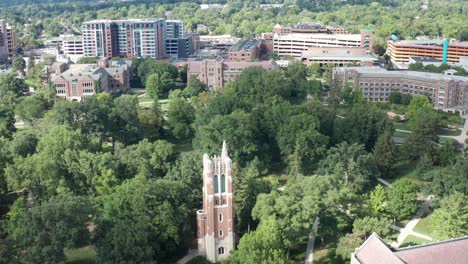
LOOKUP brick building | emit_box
[197,142,235,262]
[0,19,17,61]
[227,40,261,62]
[49,58,132,101]
[187,59,279,88]
[333,66,468,115]
[351,233,468,264]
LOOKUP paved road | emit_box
[304,216,320,264]
[391,195,434,248]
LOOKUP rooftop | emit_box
[409,57,442,63]
[230,40,260,52]
[301,47,377,61]
[352,233,468,264]
[335,66,468,83]
[83,18,164,24]
[274,33,361,41]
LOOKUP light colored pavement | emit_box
[304,216,320,264]
[395,129,412,133]
[176,249,198,264]
[377,178,392,188]
[391,195,434,248]
[390,225,433,241]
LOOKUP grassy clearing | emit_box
[400,235,431,247]
[413,213,444,241]
[65,245,96,264]
[393,131,411,139]
[313,247,341,264]
[438,128,462,136]
[389,161,421,184]
[438,136,458,144]
[393,122,412,131]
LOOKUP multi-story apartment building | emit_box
[82,19,166,59]
[387,38,468,65]
[49,58,132,101]
[187,59,278,88]
[82,19,193,59]
[165,20,184,39]
[164,20,194,59]
[272,30,373,59]
[0,19,18,61]
[227,40,261,62]
[333,66,468,115]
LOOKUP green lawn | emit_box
[393,122,412,131]
[438,128,462,136]
[388,161,422,184]
[400,235,431,247]
[438,136,459,145]
[65,245,96,264]
[313,247,341,264]
[413,214,444,241]
[393,130,411,139]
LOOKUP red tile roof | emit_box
[353,233,468,264]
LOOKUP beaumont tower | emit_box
[197,141,235,262]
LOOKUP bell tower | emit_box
[197,141,235,262]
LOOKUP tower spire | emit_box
[221,140,228,158]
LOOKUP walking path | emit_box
[176,249,198,264]
[391,195,434,248]
[304,216,320,264]
[377,178,392,188]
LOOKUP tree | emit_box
[405,107,441,160]
[373,132,397,176]
[386,179,418,220]
[336,232,363,260]
[0,99,16,138]
[235,158,271,234]
[0,72,28,98]
[12,56,26,77]
[407,96,431,120]
[424,158,468,197]
[111,95,142,145]
[432,192,468,239]
[145,72,175,98]
[117,139,176,179]
[95,178,191,263]
[7,129,38,158]
[369,185,387,215]
[225,218,287,264]
[15,96,46,122]
[284,61,308,98]
[388,91,402,104]
[252,176,330,251]
[165,151,204,209]
[193,110,263,167]
[333,102,391,151]
[336,216,391,260]
[408,62,424,71]
[8,194,93,264]
[183,75,206,97]
[167,91,195,139]
[318,142,379,193]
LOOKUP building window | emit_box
[219,213,223,222]
[221,175,226,193]
[219,230,223,237]
[218,247,225,255]
[214,175,218,193]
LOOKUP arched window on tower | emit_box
[218,247,225,255]
[221,174,226,193]
[214,175,218,193]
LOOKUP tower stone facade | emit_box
[197,141,235,262]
